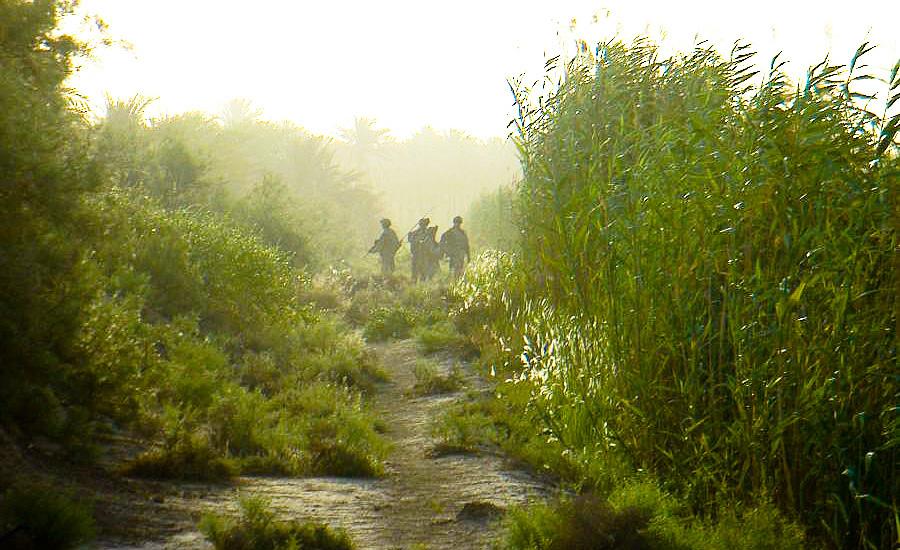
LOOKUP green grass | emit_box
[431,402,494,455]
[414,320,473,355]
[411,360,465,396]
[200,496,355,550]
[502,483,805,550]
[363,305,416,341]
[120,433,238,482]
[0,484,96,550]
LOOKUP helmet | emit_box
[380,218,391,227]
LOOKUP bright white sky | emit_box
[68,0,899,139]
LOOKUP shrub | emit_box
[431,403,494,455]
[304,416,384,478]
[363,306,415,341]
[0,484,95,550]
[272,384,387,477]
[200,496,355,550]
[414,320,472,355]
[344,287,393,326]
[121,432,237,482]
[411,360,464,396]
[503,495,660,550]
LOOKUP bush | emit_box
[200,496,355,550]
[272,384,387,478]
[411,360,464,396]
[503,495,660,550]
[344,287,392,327]
[363,306,415,341]
[414,320,472,355]
[121,432,238,482]
[0,484,95,550]
[431,403,494,455]
[503,485,805,550]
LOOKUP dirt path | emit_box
[95,339,550,549]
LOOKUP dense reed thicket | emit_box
[455,39,897,547]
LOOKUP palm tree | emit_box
[338,116,391,180]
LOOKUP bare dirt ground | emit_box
[90,339,551,549]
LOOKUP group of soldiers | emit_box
[368,216,470,282]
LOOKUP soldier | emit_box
[368,218,401,276]
[440,215,471,280]
[408,217,438,282]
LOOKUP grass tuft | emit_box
[411,360,465,396]
[200,495,355,550]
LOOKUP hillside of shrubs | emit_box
[0,1,388,526]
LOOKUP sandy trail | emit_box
[95,339,550,549]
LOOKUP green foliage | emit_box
[200,496,355,550]
[121,432,238,482]
[0,0,388,488]
[0,483,96,549]
[269,384,387,477]
[363,305,416,341]
[465,185,520,252]
[414,320,472,355]
[502,485,805,550]
[0,0,104,441]
[459,38,898,547]
[431,399,495,454]
[411,360,464,396]
[231,175,316,269]
[356,280,455,342]
[502,495,661,550]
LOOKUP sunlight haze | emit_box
[69,0,898,139]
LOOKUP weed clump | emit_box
[363,306,416,341]
[412,360,464,396]
[414,320,473,355]
[503,485,805,550]
[504,495,659,550]
[200,496,355,550]
[121,433,238,482]
[0,484,96,549]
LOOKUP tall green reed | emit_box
[464,38,896,548]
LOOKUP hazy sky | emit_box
[68,0,899,139]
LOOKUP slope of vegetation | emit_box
[0,3,384,545]
[453,38,898,548]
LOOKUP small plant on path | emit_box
[200,495,356,550]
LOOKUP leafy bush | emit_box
[0,484,96,549]
[200,496,355,550]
